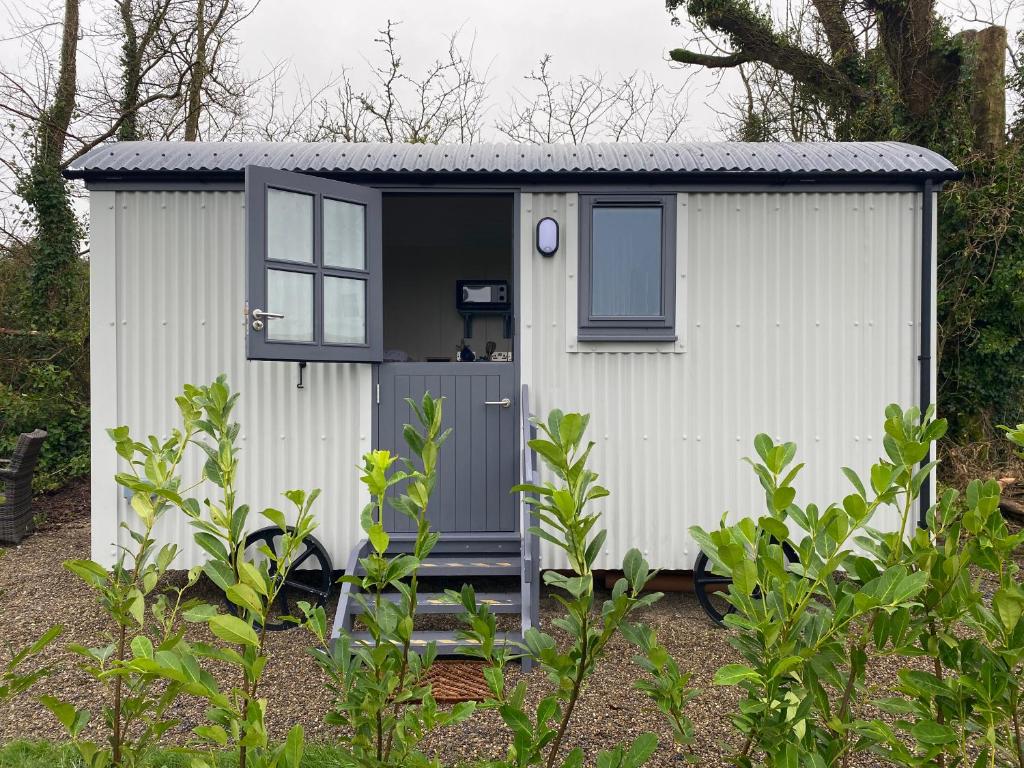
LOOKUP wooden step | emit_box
[346,630,522,652]
[347,591,521,615]
[357,555,520,577]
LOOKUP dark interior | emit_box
[382,194,514,363]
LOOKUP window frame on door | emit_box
[245,165,383,362]
[577,193,677,341]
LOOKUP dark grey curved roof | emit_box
[66,140,958,181]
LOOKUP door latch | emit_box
[251,308,284,331]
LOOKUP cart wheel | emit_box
[693,542,799,627]
[693,551,734,626]
[229,526,334,631]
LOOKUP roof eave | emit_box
[64,167,964,185]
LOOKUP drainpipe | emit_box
[918,178,934,528]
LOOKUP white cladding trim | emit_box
[93,190,371,568]
[90,191,120,565]
[523,191,921,571]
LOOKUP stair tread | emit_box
[347,630,522,649]
[347,592,521,615]
[357,555,520,576]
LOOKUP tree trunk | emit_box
[959,26,1007,153]
[19,0,81,319]
[183,0,207,141]
[118,0,142,142]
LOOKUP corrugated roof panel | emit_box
[66,140,958,179]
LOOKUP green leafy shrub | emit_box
[169,378,316,768]
[0,246,89,491]
[939,148,1024,444]
[0,626,62,703]
[454,409,697,767]
[302,393,475,767]
[42,377,318,768]
[43,392,214,768]
[695,404,1024,766]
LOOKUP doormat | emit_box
[425,660,492,703]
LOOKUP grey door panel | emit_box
[378,362,517,534]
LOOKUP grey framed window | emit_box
[578,194,676,341]
[246,165,382,362]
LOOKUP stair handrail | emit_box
[520,384,541,642]
[331,537,369,640]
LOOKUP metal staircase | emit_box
[331,385,541,667]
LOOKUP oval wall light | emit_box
[537,217,559,256]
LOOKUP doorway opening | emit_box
[382,194,515,363]
[377,192,518,538]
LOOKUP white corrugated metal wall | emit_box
[91,186,923,572]
[521,191,921,571]
[92,190,371,568]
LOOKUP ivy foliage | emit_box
[938,147,1024,439]
[0,241,89,491]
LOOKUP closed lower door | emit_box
[378,362,518,534]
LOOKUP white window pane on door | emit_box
[324,199,366,270]
[267,188,313,263]
[591,207,662,317]
[324,276,366,345]
[266,269,313,342]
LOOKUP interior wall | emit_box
[383,195,513,361]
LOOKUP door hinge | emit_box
[376,383,380,404]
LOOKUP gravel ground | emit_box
[2,480,1015,766]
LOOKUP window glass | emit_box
[324,199,366,270]
[267,188,313,263]
[266,269,313,342]
[591,206,662,317]
[324,276,366,344]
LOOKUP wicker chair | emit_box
[0,429,47,544]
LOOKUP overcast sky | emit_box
[231,0,730,138]
[1,0,1018,145]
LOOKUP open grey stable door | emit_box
[245,166,382,362]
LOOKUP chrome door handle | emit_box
[251,308,284,331]
[484,398,511,408]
